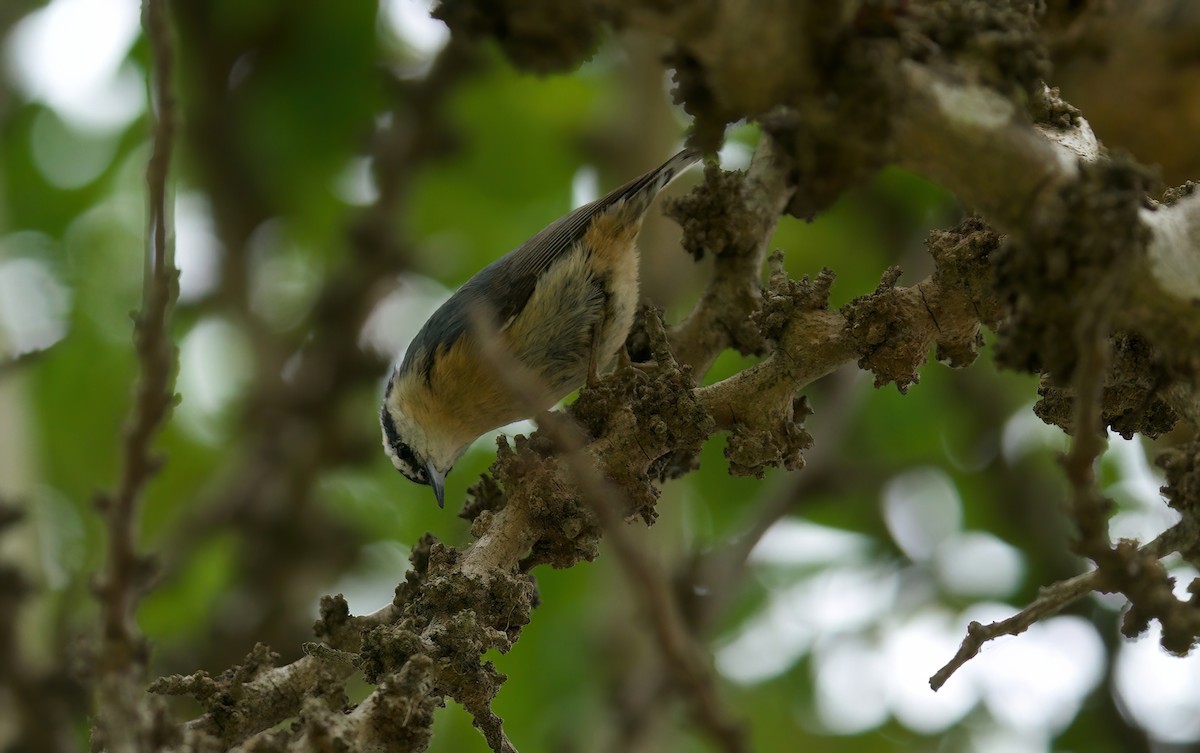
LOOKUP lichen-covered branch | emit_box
[891,67,1079,229]
[167,193,1008,749]
[1144,190,1200,300]
[698,216,1003,478]
[892,64,1200,364]
[665,128,795,376]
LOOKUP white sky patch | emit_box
[175,193,222,303]
[329,539,412,616]
[718,140,753,170]
[716,565,899,685]
[749,518,873,568]
[1115,624,1200,744]
[360,273,451,361]
[797,566,902,635]
[934,531,1025,599]
[6,0,144,131]
[1168,564,1200,600]
[715,609,814,686]
[381,0,449,60]
[571,165,599,209]
[0,236,71,356]
[812,637,890,734]
[882,609,979,734]
[1001,403,1067,463]
[1105,432,1179,543]
[176,317,253,443]
[29,108,121,189]
[334,156,380,207]
[963,606,1105,736]
[883,466,963,562]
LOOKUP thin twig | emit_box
[99,0,178,656]
[92,0,178,747]
[1061,313,1115,559]
[930,521,1191,690]
[933,276,1119,692]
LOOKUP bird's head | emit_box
[379,395,459,508]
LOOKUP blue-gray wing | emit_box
[399,148,701,380]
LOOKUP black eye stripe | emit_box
[380,406,430,486]
[380,405,401,449]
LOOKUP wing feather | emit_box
[399,148,701,380]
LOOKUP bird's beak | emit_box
[427,463,446,509]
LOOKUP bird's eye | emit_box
[395,443,434,487]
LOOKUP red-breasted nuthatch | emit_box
[381,148,701,507]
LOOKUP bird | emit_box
[381,148,701,507]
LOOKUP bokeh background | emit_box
[1,1,1198,751]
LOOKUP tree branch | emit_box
[168,153,1012,746]
[92,0,179,748]
[666,133,795,376]
[1144,190,1200,300]
[892,64,1200,366]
